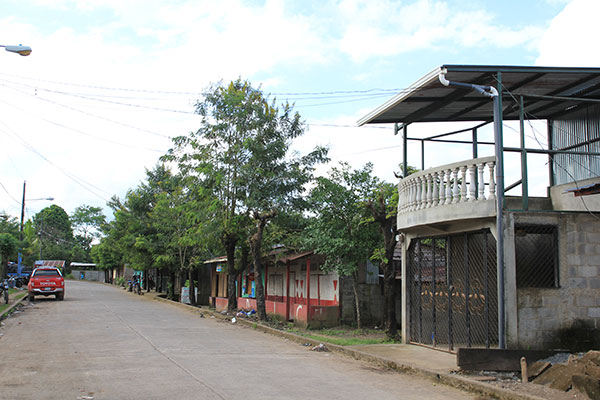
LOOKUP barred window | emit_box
[515,225,558,288]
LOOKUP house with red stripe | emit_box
[205,250,340,328]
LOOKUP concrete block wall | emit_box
[72,270,105,282]
[515,213,600,350]
[340,275,401,327]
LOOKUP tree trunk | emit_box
[368,196,398,339]
[351,271,362,329]
[224,233,238,313]
[383,264,397,338]
[250,210,276,321]
[188,268,196,306]
[168,270,176,300]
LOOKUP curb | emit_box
[0,293,29,320]
[151,295,546,400]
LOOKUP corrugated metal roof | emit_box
[358,65,600,126]
[35,260,65,268]
[275,250,314,264]
[203,256,228,264]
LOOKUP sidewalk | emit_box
[143,290,553,400]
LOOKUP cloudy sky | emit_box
[0,0,596,221]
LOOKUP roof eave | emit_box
[357,66,443,126]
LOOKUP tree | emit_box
[71,205,106,259]
[0,233,18,279]
[34,205,74,264]
[151,174,218,305]
[105,165,176,297]
[304,163,380,329]
[164,79,325,313]
[0,213,19,237]
[367,182,399,339]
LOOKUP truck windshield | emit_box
[33,270,61,277]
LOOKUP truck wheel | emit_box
[56,293,64,301]
[28,293,35,302]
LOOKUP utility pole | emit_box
[18,181,26,270]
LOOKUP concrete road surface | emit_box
[0,281,475,400]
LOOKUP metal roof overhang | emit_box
[358,65,600,126]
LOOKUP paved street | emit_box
[0,281,475,400]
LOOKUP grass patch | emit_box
[0,290,27,315]
[286,326,397,346]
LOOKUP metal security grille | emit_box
[408,230,498,351]
[515,225,558,288]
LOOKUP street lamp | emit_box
[1,44,32,56]
[18,181,53,270]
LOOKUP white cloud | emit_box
[336,0,544,62]
[536,0,600,66]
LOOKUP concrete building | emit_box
[359,65,600,351]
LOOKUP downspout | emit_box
[439,69,506,349]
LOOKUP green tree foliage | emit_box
[0,213,20,237]
[34,205,74,265]
[304,162,381,328]
[0,233,18,278]
[71,205,106,256]
[150,175,218,305]
[165,79,326,315]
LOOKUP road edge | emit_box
[152,294,547,400]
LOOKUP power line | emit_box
[0,71,406,97]
[0,121,111,202]
[0,181,21,205]
[0,81,174,139]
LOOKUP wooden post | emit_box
[306,256,311,322]
[520,357,528,382]
[286,261,290,320]
[265,263,269,302]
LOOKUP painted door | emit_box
[288,272,295,320]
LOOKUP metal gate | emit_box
[408,230,498,351]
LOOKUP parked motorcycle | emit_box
[1,279,9,304]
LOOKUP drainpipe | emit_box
[439,69,506,349]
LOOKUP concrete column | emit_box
[306,257,311,323]
[504,213,519,348]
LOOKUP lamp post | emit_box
[0,44,32,56]
[18,181,53,270]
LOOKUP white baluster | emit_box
[416,176,423,210]
[488,161,496,200]
[398,181,405,213]
[438,171,446,205]
[459,166,467,202]
[425,174,433,208]
[445,169,453,205]
[477,163,485,200]
[452,168,460,204]
[468,164,477,202]
[406,179,415,211]
[432,171,440,207]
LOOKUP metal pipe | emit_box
[439,68,506,349]
[403,125,408,177]
[493,75,506,350]
[520,96,529,210]
[421,140,425,170]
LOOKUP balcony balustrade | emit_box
[397,156,497,230]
